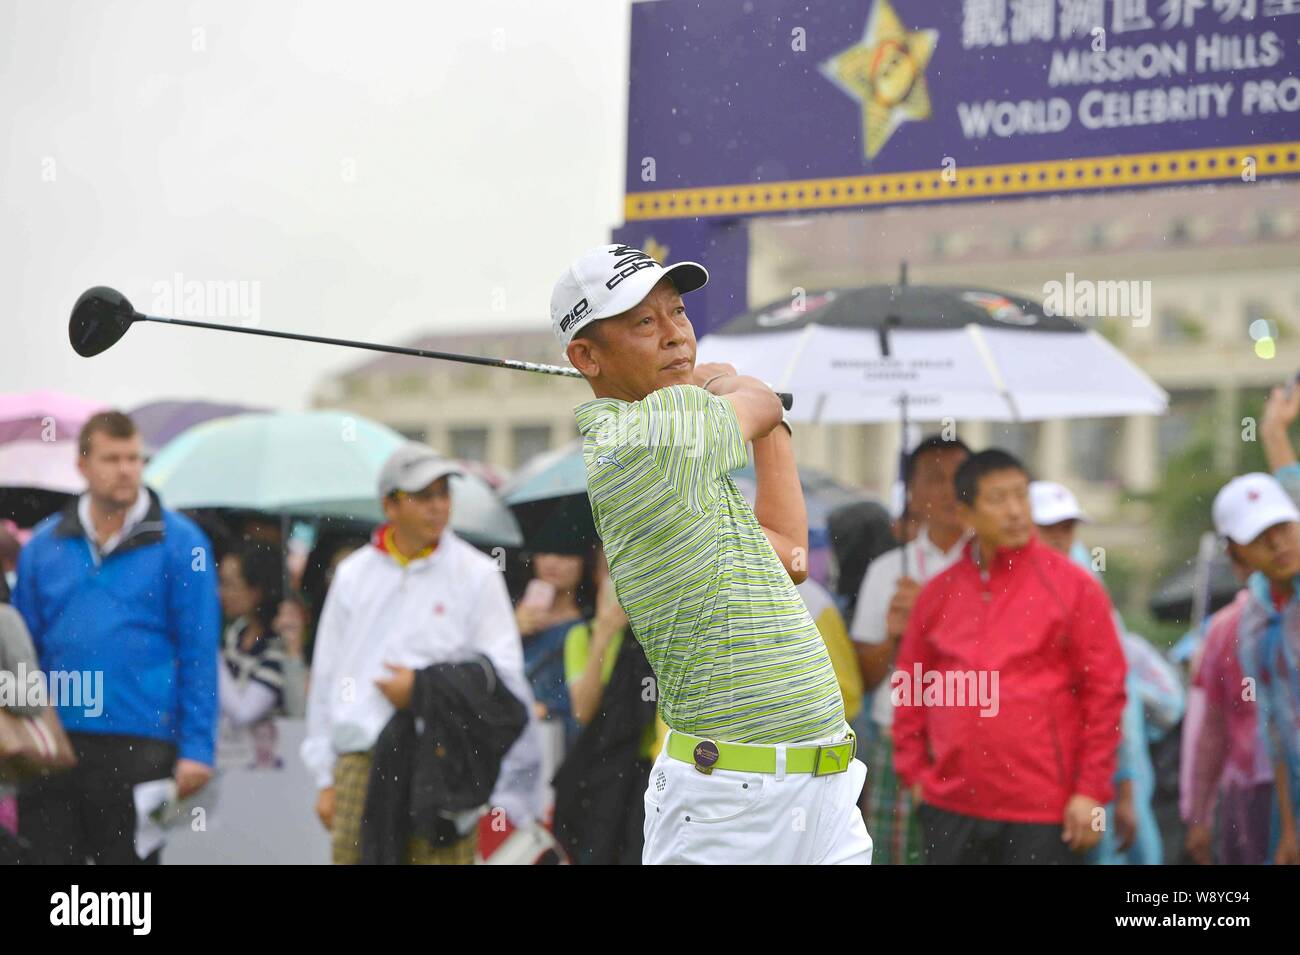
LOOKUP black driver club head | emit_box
[69,286,140,357]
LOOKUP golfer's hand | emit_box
[694,362,738,391]
[1061,794,1103,853]
[1185,823,1213,865]
[886,577,922,642]
[174,758,213,799]
[316,786,336,830]
[375,663,415,710]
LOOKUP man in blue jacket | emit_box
[13,411,219,864]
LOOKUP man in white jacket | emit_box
[301,442,541,864]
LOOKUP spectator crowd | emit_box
[2,384,1299,865]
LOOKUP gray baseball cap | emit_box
[378,442,462,498]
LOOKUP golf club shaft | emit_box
[138,313,582,379]
[136,313,794,408]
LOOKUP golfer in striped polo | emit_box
[552,244,872,864]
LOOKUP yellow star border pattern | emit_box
[820,0,938,162]
[623,141,1300,221]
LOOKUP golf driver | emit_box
[68,286,794,410]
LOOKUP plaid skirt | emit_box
[332,751,478,865]
[862,727,923,865]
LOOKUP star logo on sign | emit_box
[819,0,939,163]
[643,237,670,264]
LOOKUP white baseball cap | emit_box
[1212,472,1300,545]
[1029,480,1089,526]
[550,244,709,352]
[378,442,461,498]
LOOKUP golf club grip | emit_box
[777,391,793,411]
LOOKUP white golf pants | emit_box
[642,729,873,865]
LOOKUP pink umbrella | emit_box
[0,440,85,494]
[0,440,84,527]
[0,391,107,445]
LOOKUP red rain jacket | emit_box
[892,535,1127,824]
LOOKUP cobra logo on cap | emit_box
[604,245,657,290]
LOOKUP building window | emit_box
[511,425,551,468]
[392,374,426,396]
[1068,418,1121,484]
[449,427,489,462]
[1156,389,1213,464]
[342,376,371,398]
[1157,306,1204,344]
[1244,299,1281,342]
[985,422,1038,468]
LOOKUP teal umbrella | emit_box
[498,439,594,553]
[499,439,587,504]
[144,411,521,548]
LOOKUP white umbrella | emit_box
[696,284,1167,423]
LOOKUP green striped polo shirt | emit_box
[573,383,844,744]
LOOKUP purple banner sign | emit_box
[624,0,1300,219]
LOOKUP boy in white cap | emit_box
[552,244,871,864]
[1028,479,1090,557]
[1197,379,1300,865]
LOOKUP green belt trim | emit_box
[666,730,856,776]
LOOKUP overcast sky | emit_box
[1,0,632,411]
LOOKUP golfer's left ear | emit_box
[567,340,598,380]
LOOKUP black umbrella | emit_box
[1148,553,1244,624]
[0,488,74,529]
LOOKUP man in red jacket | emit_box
[892,449,1127,864]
